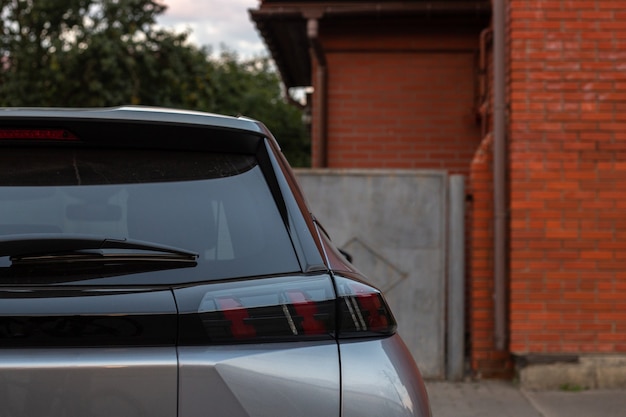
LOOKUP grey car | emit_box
[0,106,432,417]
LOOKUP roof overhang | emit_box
[250,1,492,89]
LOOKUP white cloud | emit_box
[156,0,267,58]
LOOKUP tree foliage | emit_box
[0,0,310,166]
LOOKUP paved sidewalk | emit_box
[425,380,626,417]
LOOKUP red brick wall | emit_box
[508,0,626,355]
[469,135,515,377]
[312,26,482,174]
[467,24,515,376]
[468,22,516,377]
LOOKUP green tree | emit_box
[210,50,310,166]
[0,0,310,166]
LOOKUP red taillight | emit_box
[175,275,396,345]
[335,276,397,338]
[286,290,326,335]
[176,275,336,344]
[216,298,257,339]
[0,128,78,141]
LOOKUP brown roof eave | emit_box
[250,10,311,88]
[250,1,492,89]
[252,1,491,18]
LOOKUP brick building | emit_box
[251,0,626,384]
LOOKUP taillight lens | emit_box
[175,274,397,345]
[0,128,78,141]
[176,275,336,344]
[335,276,397,338]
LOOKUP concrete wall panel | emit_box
[295,169,447,379]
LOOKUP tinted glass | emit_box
[0,149,300,284]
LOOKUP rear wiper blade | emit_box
[0,234,198,261]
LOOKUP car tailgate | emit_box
[0,288,178,417]
[174,276,341,417]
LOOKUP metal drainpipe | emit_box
[493,0,507,351]
[478,28,492,138]
[307,18,328,168]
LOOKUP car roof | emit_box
[0,106,268,134]
[0,106,272,153]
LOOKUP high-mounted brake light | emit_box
[0,129,78,141]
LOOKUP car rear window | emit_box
[0,149,301,285]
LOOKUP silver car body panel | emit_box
[340,334,432,417]
[178,342,340,417]
[0,348,177,417]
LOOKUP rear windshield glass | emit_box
[0,149,301,285]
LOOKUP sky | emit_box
[156,0,268,58]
